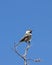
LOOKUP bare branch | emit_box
[23,43,30,57]
[23,43,31,65]
[27,58,42,62]
[13,42,41,65]
[13,42,25,60]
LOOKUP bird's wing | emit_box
[19,35,29,42]
[14,35,29,47]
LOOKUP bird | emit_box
[15,30,32,47]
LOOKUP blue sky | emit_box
[0,0,52,65]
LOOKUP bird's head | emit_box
[26,30,32,34]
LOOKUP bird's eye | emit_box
[30,31,32,33]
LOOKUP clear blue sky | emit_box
[0,0,52,65]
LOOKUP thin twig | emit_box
[27,58,41,62]
[23,43,30,65]
[13,42,41,65]
[13,42,31,65]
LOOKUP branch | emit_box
[27,58,42,62]
[23,43,31,65]
[13,42,41,65]
[13,42,31,65]
[13,42,25,60]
